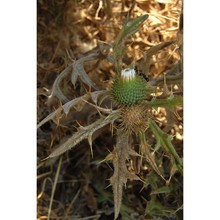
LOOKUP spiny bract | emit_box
[111,68,148,106]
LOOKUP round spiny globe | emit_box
[111,70,147,106]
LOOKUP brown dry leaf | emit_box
[110,129,140,219]
[48,111,119,158]
[37,91,109,128]
[140,142,166,181]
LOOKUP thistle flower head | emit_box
[121,68,136,81]
[111,68,148,106]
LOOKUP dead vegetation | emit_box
[37,0,183,219]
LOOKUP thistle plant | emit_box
[38,14,183,220]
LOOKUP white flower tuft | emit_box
[121,68,136,80]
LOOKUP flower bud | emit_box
[111,68,148,106]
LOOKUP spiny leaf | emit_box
[62,93,89,114]
[113,14,148,73]
[37,107,62,129]
[48,111,119,158]
[71,52,98,89]
[48,50,100,103]
[167,162,178,184]
[48,65,72,103]
[37,91,109,128]
[139,131,165,180]
[148,119,183,174]
[110,129,140,220]
[146,96,183,109]
[137,41,173,76]
[90,90,108,104]
[149,60,183,86]
[115,14,149,47]
[88,132,93,158]
[149,73,183,87]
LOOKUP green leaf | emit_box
[146,96,183,109]
[113,14,148,73]
[117,14,149,44]
[148,119,183,174]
